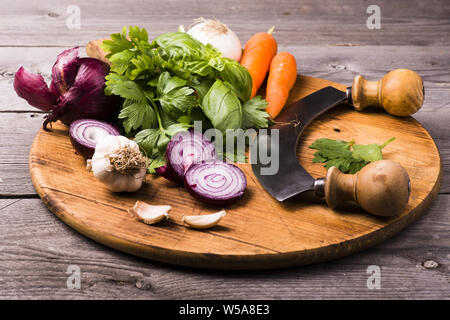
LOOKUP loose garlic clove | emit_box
[182,210,226,229]
[129,201,171,225]
[86,159,92,172]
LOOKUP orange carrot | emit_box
[265,52,297,119]
[240,27,277,98]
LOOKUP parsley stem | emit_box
[154,105,164,131]
[380,137,396,149]
[147,97,164,130]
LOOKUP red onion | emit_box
[164,130,216,182]
[13,47,121,130]
[155,165,181,183]
[184,159,247,206]
[69,119,120,159]
[13,67,57,111]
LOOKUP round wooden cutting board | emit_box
[29,75,442,269]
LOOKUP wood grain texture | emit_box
[28,76,441,269]
[0,196,448,299]
[1,0,449,47]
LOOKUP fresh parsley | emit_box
[103,26,270,172]
[309,137,395,174]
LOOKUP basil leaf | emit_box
[157,71,187,95]
[201,79,242,132]
[220,58,252,102]
[165,122,191,136]
[154,32,204,57]
[190,77,215,103]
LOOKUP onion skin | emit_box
[165,130,216,182]
[187,19,242,61]
[184,160,247,206]
[51,47,79,96]
[13,67,57,111]
[69,119,120,159]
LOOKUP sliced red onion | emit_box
[13,67,57,111]
[69,119,120,158]
[155,165,180,183]
[184,159,247,206]
[165,130,216,182]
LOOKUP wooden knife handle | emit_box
[324,160,410,216]
[348,69,424,116]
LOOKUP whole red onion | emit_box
[13,47,120,130]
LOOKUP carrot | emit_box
[265,52,297,119]
[240,27,277,98]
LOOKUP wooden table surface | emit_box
[0,0,448,299]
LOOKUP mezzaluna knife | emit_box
[252,69,423,216]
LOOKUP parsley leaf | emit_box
[352,137,395,162]
[134,128,161,156]
[118,99,157,133]
[309,137,395,174]
[105,74,146,101]
[242,96,270,129]
[109,50,135,75]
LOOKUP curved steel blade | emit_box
[251,86,347,201]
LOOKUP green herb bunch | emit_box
[309,137,395,174]
[102,26,270,171]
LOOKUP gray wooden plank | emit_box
[1,0,449,47]
[0,197,447,299]
[0,113,44,196]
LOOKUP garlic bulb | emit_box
[91,135,147,192]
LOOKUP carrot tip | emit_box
[267,26,275,35]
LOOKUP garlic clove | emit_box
[86,159,92,172]
[129,201,171,225]
[182,210,226,229]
